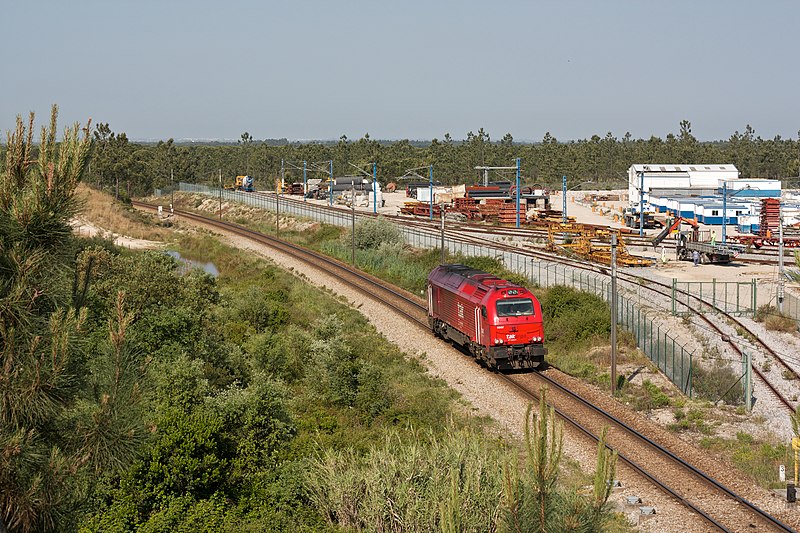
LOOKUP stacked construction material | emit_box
[398,202,443,218]
[758,198,780,237]
[477,198,505,220]
[452,197,480,219]
[498,200,527,224]
[285,182,305,195]
[466,182,512,199]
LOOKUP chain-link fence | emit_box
[169,183,696,395]
[671,279,757,317]
[781,290,800,324]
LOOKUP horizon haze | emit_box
[2,0,799,143]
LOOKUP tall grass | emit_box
[77,183,172,241]
[307,427,507,532]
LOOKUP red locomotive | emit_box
[427,264,546,370]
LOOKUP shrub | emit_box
[353,216,403,250]
[692,359,743,405]
[754,304,774,322]
[765,313,798,333]
[541,285,610,350]
[629,379,671,411]
[233,286,290,333]
[354,362,391,422]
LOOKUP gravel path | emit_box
[170,216,800,531]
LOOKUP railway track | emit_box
[134,200,794,531]
[407,215,800,413]
[175,190,800,413]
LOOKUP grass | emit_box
[755,304,799,332]
[77,183,173,241]
[699,432,790,489]
[668,407,712,434]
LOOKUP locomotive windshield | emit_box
[496,298,534,317]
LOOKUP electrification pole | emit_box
[611,232,618,395]
[429,165,434,220]
[722,180,728,244]
[351,180,356,265]
[440,207,446,264]
[779,208,785,313]
[515,158,521,228]
[639,169,645,237]
[329,160,334,206]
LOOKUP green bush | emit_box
[541,285,610,351]
[692,359,743,405]
[642,380,670,408]
[353,216,404,250]
[233,286,290,333]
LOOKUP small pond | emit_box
[165,251,219,277]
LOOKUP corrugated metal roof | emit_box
[630,164,738,173]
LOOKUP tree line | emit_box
[4,120,800,198]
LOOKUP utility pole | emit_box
[218,169,222,220]
[779,207,785,313]
[440,207,446,264]
[743,350,753,412]
[515,158,521,228]
[562,175,567,225]
[429,165,434,220]
[278,160,283,234]
[722,180,728,244]
[639,168,645,237]
[303,160,307,202]
[329,160,334,206]
[170,168,174,212]
[351,179,356,265]
[373,162,377,214]
[611,233,618,395]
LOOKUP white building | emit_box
[627,164,739,212]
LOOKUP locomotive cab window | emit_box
[496,298,534,317]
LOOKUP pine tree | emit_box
[0,106,91,533]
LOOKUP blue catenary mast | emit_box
[516,158,521,228]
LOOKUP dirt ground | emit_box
[70,218,164,250]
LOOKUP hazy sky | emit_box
[2,1,798,142]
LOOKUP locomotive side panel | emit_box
[429,280,479,345]
[427,264,546,370]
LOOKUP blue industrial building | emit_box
[628,164,781,227]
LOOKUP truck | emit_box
[623,207,657,229]
[652,216,743,264]
[234,175,254,192]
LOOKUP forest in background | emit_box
[66,121,800,198]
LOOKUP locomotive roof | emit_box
[436,264,517,288]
